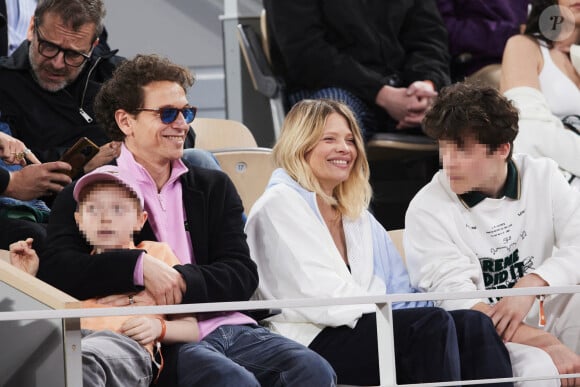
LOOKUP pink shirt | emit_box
[117,145,255,339]
[118,145,193,266]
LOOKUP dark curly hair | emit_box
[35,0,106,40]
[94,54,195,141]
[423,82,519,160]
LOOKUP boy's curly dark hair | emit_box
[423,82,519,159]
[94,54,195,141]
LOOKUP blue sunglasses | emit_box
[136,106,197,124]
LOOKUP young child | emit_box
[10,165,198,386]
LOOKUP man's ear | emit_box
[115,109,134,137]
[26,16,35,41]
[496,143,511,160]
[92,38,100,49]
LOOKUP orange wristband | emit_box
[538,295,546,327]
[157,318,167,342]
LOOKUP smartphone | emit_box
[59,137,100,177]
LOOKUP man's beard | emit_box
[28,43,85,92]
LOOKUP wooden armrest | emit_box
[367,132,438,150]
[366,133,438,161]
[0,248,9,263]
[0,253,80,309]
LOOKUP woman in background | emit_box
[501,0,580,188]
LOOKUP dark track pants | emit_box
[309,307,513,386]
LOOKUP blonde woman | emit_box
[245,99,513,386]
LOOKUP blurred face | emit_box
[306,113,357,195]
[122,81,190,169]
[27,12,96,92]
[75,185,146,253]
[439,136,509,197]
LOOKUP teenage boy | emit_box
[10,165,199,387]
[404,82,580,386]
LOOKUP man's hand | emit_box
[542,343,580,387]
[121,317,162,346]
[143,254,186,306]
[0,132,41,165]
[488,274,548,342]
[476,298,580,386]
[405,80,437,99]
[83,141,121,173]
[375,85,412,123]
[9,238,39,275]
[488,294,536,342]
[396,81,438,129]
[375,82,437,130]
[3,161,72,200]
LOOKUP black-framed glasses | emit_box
[136,106,198,124]
[34,24,92,67]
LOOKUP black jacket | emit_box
[265,0,451,105]
[0,167,8,193]
[0,1,6,55]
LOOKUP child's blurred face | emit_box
[74,184,146,253]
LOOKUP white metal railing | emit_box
[2,285,580,386]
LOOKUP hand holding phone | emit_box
[82,141,122,174]
[59,137,100,178]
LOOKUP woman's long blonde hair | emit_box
[273,99,372,218]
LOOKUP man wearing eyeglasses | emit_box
[0,1,108,250]
[0,0,123,168]
[0,0,129,252]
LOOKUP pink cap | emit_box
[73,165,144,209]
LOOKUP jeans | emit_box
[82,330,153,387]
[177,324,336,387]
